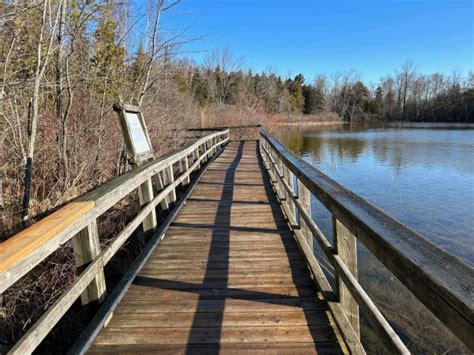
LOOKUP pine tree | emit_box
[91,7,126,97]
[375,86,384,114]
[287,74,305,113]
[302,84,324,114]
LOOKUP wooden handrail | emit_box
[259,129,474,352]
[0,129,229,354]
[186,124,261,131]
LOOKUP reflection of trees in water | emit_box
[282,125,474,175]
[330,137,367,162]
[280,129,305,154]
[283,129,368,163]
[371,139,389,163]
[370,135,474,174]
[281,129,327,162]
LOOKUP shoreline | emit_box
[275,120,474,128]
[275,121,345,127]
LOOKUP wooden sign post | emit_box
[113,102,158,233]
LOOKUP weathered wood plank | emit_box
[87,342,342,354]
[86,141,346,354]
[116,297,327,313]
[108,310,329,327]
[93,325,339,345]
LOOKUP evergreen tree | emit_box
[302,84,324,114]
[92,8,126,97]
[374,86,383,114]
[286,74,305,113]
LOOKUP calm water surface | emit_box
[280,123,474,352]
[280,122,474,265]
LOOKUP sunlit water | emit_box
[280,122,474,265]
[279,122,474,353]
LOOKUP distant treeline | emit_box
[186,61,474,122]
[1,0,472,233]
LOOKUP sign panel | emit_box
[114,102,155,165]
[125,112,151,154]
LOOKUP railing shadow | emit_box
[184,141,244,354]
[256,142,344,354]
[129,141,340,353]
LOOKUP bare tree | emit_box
[203,47,244,103]
[21,0,63,224]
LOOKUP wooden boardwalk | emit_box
[3,129,471,354]
[89,141,345,354]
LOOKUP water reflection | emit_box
[280,122,474,265]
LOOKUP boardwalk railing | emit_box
[0,129,229,354]
[260,129,473,353]
[188,124,261,141]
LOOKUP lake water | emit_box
[280,122,474,265]
[278,122,474,353]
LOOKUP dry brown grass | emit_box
[275,112,343,125]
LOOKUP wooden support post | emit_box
[201,144,207,163]
[206,140,211,159]
[138,177,157,234]
[180,156,190,186]
[275,155,284,199]
[155,172,169,210]
[297,179,313,249]
[166,165,177,203]
[277,156,285,197]
[194,148,201,170]
[284,165,296,221]
[268,150,277,184]
[333,216,360,336]
[71,220,106,308]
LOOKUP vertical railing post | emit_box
[284,165,296,221]
[201,143,207,163]
[276,154,284,197]
[138,177,157,233]
[194,147,201,171]
[155,171,169,210]
[297,179,313,249]
[166,165,177,203]
[206,140,211,159]
[180,155,190,185]
[276,155,286,202]
[269,149,277,185]
[71,220,106,310]
[333,216,360,336]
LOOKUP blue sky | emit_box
[151,0,473,83]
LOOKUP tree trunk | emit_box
[21,0,62,225]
